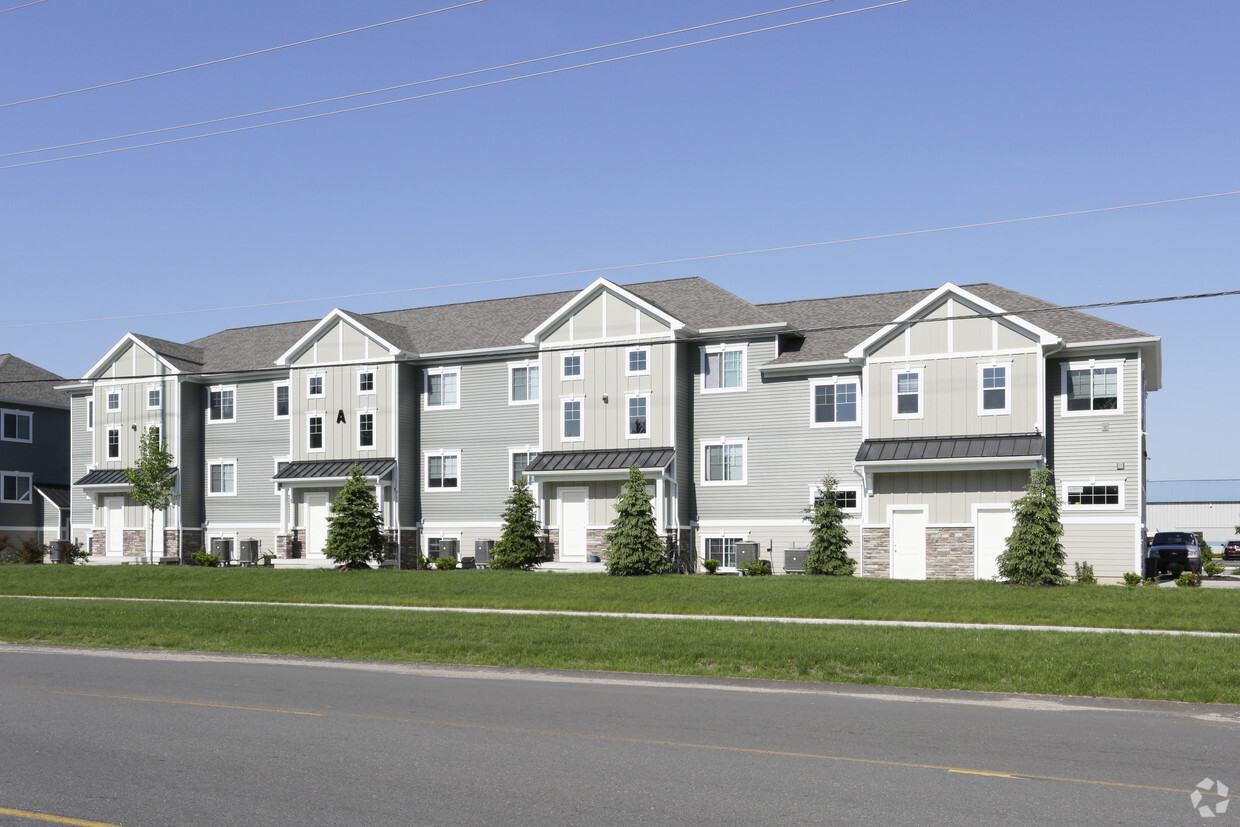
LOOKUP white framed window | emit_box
[1062,361,1122,415]
[703,536,741,569]
[509,361,540,404]
[627,394,648,437]
[510,448,538,485]
[812,486,860,514]
[425,367,460,409]
[978,363,1010,415]
[1064,481,1123,510]
[893,368,923,419]
[627,348,649,376]
[274,457,289,495]
[702,345,746,393]
[146,386,162,410]
[810,378,859,426]
[106,388,121,412]
[273,382,290,419]
[357,411,375,449]
[208,460,237,496]
[106,426,121,460]
[562,397,583,442]
[307,374,324,398]
[86,398,94,431]
[561,352,583,380]
[0,471,32,503]
[358,369,375,395]
[702,439,746,485]
[1,409,32,443]
[425,451,461,491]
[208,386,235,423]
[307,414,324,452]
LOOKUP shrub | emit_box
[1203,560,1226,578]
[324,466,385,570]
[1073,561,1096,585]
[997,467,1066,586]
[0,536,45,564]
[432,556,458,570]
[188,551,221,567]
[740,558,771,576]
[604,465,669,576]
[803,475,856,576]
[49,540,90,565]
[1175,571,1201,588]
[1122,572,1143,587]
[491,476,542,570]
[702,558,721,574]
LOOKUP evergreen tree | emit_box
[491,476,543,570]
[996,466,1066,585]
[324,466,386,569]
[604,465,669,576]
[803,474,856,576]
[124,426,179,563]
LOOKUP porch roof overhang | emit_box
[273,458,396,485]
[525,447,676,480]
[74,469,136,489]
[35,484,71,510]
[855,434,1044,471]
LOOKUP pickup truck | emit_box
[1145,531,1203,578]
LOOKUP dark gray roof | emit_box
[273,458,396,481]
[130,334,205,372]
[74,469,133,486]
[526,447,676,474]
[185,318,318,373]
[856,433,1044,463]
[35,484,70,509]
[0,354,68,408]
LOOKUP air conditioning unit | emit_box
[440,539,460,558]
[211,537,234,565]
[735,542,760,568]
[474,540,495,567]
[784,548,808,574]
[239,539,260,566]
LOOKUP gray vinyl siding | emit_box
[179,383,204,527]
[1061,522,1141,578]
[674,341,694,526]
[69,394,93,532]
[697,523,860,574]
[420,358,538,523]
[398,362,419,527]
[0,401,69,537]
[869,470,1028,525]
[203,379,285,525]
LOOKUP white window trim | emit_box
[1062,479,1125,511]
[424,366,462,410]
[307,413,325,453]
[424,450,462,492]
[146,385,163,410]
[0,471,33,503]
[306,373,325,399]
[626,347,650,376]
[508,360,540,406]
[561,396,584,443]
[701,534,744,571]
[357,368,376,396]
[105,426,121,460]
[207,459,238,497]
[273,381,290,420]
[207,385,237,424]
[808,483,861,516]
[701,437,748,486]
[1060,360,1124,417]
[356,409,377,451]
[1,409,33,443]
[626,393,650,439]
[508,446,540,487]
[977,361,1012,416]
[809,377,861,428]
[86,398,94,432]
[105,388,121,412]
[561,351,584,381]
[274,456,289,495]
[892,367,924,421]
[701,343,748,394]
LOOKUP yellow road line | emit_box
[0,806,125,826]
[51,689,324,716]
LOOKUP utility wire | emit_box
[1,0,841,160]
[2,186,1236,331]
[0,0,910,171]
[0,0,486,109]
[0,0,48,14]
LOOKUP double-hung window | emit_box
[811,379,858,426]
[147,386,162,409]
[979,364,1009,414]
[106,389,121,412]
[106,426,121,460]
[1064,362,1121,414]
[510,362,539,404]
[627,395,648,437]
[0,472,32,503]
[562,398,583,441]
[702,346,745,392]
[893,368,923,418]
[208,460,236,496]
[274,383,290,419]
[307,415,324,451]
[208,386,235,422]
[703,441,745,484]
[427,452,460,490]
[704,537,739,568]
[1,409,32,442]
[425,367,460,409]
[358,412,375,449]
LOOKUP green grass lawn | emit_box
[2,566,1237,703]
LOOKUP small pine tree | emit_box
[604,465,669,576]
[125,426,180,563]
[324,466,386,569]
[803,474,856,576]
[996,466,1066,586]
[491,476,543,570]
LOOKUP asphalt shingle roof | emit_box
[0,354,68,408]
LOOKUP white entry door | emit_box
[151,507,166,556]
[559,487,589,563]
[105,497,124,554]
[890,507,927,580]
[305,493,330,560]
[975,506,1014,581]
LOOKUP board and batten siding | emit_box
[868,470,1027,526]
[203,379,287,525]
[288,363,394,461]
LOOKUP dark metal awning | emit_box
[273,458,396,482]
[74,469,134,487]
[525,447,676,475]
[856,434,1044,465]
[35,484,71,510]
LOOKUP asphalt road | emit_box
[1,645,1236,826]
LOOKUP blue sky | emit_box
[2,0,1237,480]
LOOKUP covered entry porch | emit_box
[273,458,399,565]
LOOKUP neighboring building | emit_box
[60,277,1161,578]
[0,354,70,549]
[1147,480,1240,552]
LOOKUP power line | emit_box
[0,1,487,110]
[2,0,842,160]
[0,0,48,14]
[2,186,1236,331]
[0,0,911,170]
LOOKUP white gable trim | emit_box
[521,278,686,344]
[84,333,183,380]
[274,309,405,366]
[845,283,1060,360]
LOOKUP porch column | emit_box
[655,476,666,532]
